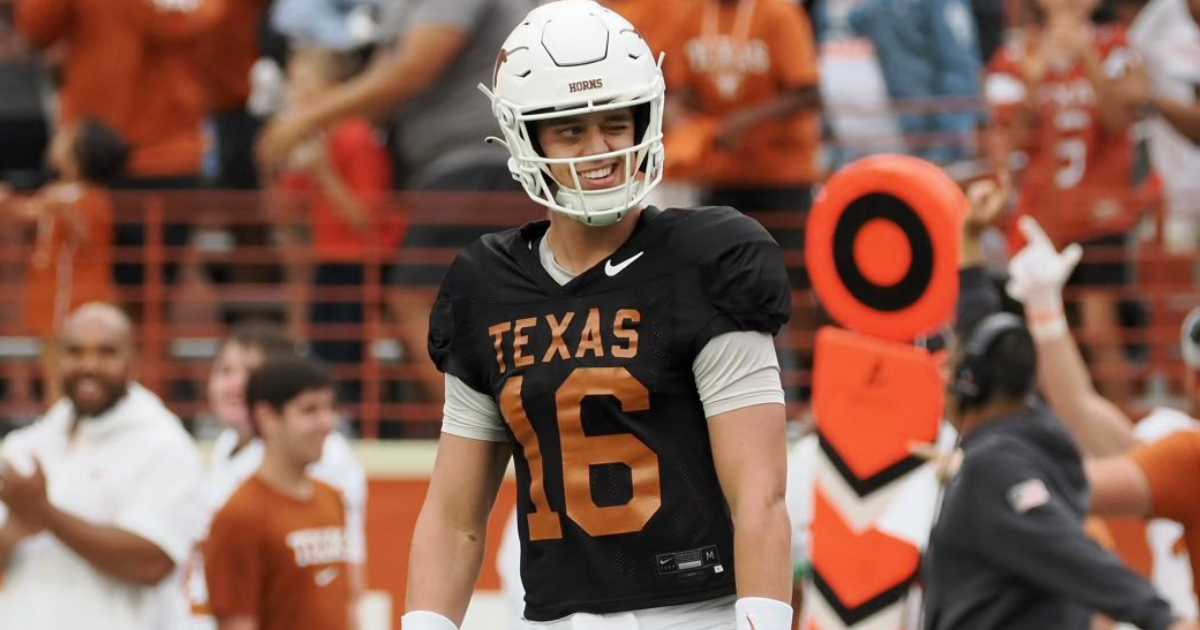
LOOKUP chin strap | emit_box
[554,185,638,227]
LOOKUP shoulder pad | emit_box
[428,228,523,390]
[671,207,791,341]
[436,228,523,299]
[665,206,778,266]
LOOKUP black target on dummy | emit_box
[806,155,966,341]
[832,193,934,313]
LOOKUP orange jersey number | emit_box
[501,367,662,540]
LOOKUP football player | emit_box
[1006,216,1200,618]
[400,2,794,629]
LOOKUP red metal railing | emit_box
[0,155,1195,436]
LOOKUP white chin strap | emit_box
[554,186,633,227]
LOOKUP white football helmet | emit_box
[480,0,666,226]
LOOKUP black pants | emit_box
[388,162,520,287]
[0,116,48,188]
[110,174,201,287]
[311,263,366,409]
[207,110,275,292]
[1066,232,1147,361]
[211,109,263,190]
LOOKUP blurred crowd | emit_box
[0,0,1198,432]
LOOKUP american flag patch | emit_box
[1007,478,1051,514]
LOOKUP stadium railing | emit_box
[0,180,1194,437]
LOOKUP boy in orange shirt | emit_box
[204,356,355,630]
[0,118,126,404]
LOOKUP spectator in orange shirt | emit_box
[666,0,823,401]
[18,0,225,293]
[16,0,221,185]
[0,118,126,405]
[273,46,395,416]
[985,0,1147,399]
[598,0,690,59]
[668,0,823,224]
[204,356,355,630]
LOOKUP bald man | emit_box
[0,302,205,630]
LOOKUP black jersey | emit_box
[428,206,790,621]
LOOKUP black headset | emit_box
[950,312,1029,409]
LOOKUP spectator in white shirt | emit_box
[0,302,205,630]
[1126,0,1200,252]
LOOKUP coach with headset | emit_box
[922,312,1190,630]
[919,181,1195,630]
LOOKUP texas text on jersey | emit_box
[429,205,790,621]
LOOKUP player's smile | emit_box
[574,160,623,190]
[536,107,638,199]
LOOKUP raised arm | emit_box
[256,22,467,171]
[1006,216,1138,456]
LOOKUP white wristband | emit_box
[1026,308,1069,342]
[401,611,459,630]
[735,596,794,630]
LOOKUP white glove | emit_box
[400,611,459,630]
[736,596,794,630]
[1005,216,1082,341]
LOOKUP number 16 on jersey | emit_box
[500,366,663,540]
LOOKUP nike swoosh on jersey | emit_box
[314,566,341,587]
[604,251,645,276]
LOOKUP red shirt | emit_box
[279,119,399,262]
[987,26,1138,246]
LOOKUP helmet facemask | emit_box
[488,82,665,227]
[480,1,667,227]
